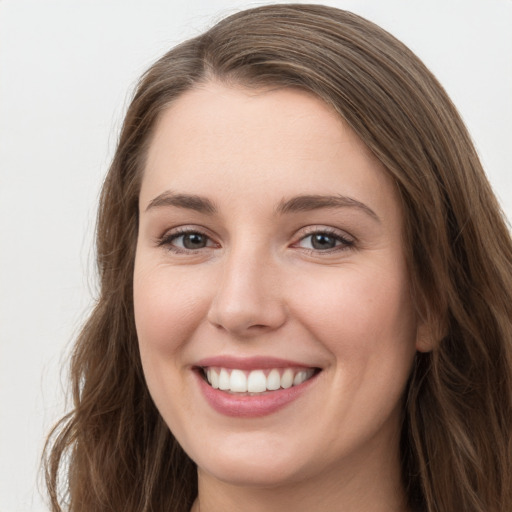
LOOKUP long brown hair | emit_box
[43,4,512,511]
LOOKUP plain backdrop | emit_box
[0,1,511,510]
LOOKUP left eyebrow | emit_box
[145,191,217,214]
[275,194,380,222]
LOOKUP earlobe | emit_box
[415,321,440,353]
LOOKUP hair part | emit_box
[44,4,512,511]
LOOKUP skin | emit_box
[134,82,423,511]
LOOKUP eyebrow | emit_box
[145,190,379,222]
[145,191,217,214]
[276,194,380,222]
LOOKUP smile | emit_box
[194,358,322,417]
[202,367,317,394]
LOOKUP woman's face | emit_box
[134,83,421,488]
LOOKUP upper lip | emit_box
[194,355,319,371]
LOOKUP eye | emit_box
[295,229,354,252]
[157,228,217,253]
[176,232,209,249]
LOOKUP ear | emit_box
[415,323,434,352]
[415,318,444,353]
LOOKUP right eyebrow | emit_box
[145,191,217,214]
[275,194,380,223]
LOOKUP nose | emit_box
[207,247,287,337]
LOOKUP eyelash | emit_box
[156,226,355,255]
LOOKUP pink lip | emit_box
[195,355,314,371]
[193,361,320,418]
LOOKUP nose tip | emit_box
[206,256,287,337]
[208,300,286,336]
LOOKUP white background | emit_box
[0,1,511,510]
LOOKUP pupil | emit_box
[184,233,206,249]
[312,234,336,250]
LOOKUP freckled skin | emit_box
[134,83,418,512]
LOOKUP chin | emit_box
[188,433,314,488]
[199,454,309,488]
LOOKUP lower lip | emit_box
[195,370,319,418]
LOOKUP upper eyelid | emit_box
[158,224,352,238]
[156,226,214,247]
[160,225,213,239]
[294,225,355,241]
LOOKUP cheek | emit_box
[293,259,417,394]
[133,264,211,424]
[133,264,208,357]
[299,263,414,339]
[293,262,416,440]
[133,263,208,410]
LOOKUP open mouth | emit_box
[198,366,321,395]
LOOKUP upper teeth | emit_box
[204,367,315,394]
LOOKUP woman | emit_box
[44,4,512,512]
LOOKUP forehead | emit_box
[147,82,375,165]
[140,82,399,224]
